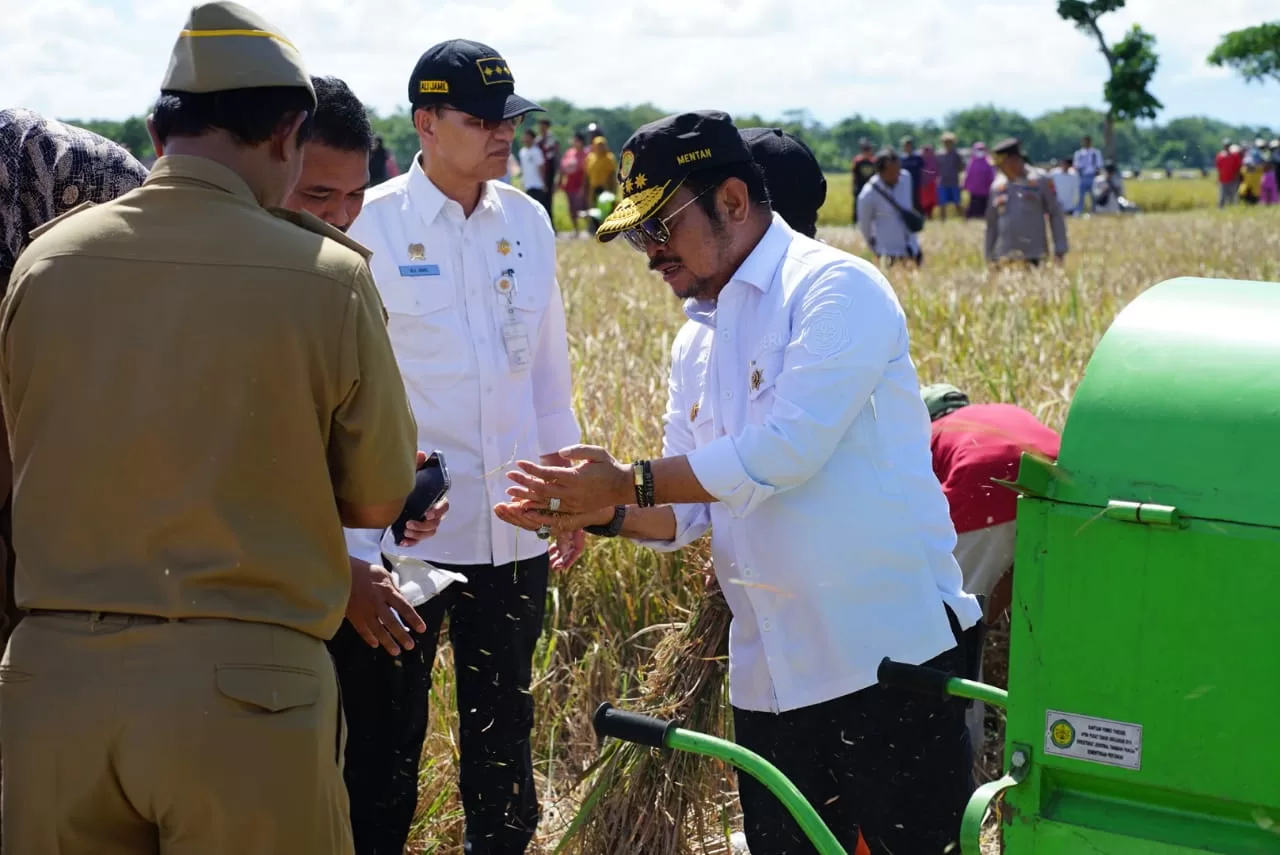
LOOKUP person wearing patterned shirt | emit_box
[0,108,149,651]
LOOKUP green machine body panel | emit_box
[1001,278,1280,853]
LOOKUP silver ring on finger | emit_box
[548,497,562,512]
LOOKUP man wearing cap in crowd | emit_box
[0,3,421,852]
[740,127,827,239]
[985,137,1069,267]
[0,109,150,654]
[339,38,581,855]
[921,383,1061,751]
[494,109,983,855]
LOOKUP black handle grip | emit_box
[877,657,955,699]
[390,461,448,543]
[592,702,676,749]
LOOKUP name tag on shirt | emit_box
[502,316,532,370]
[399,264,441,277]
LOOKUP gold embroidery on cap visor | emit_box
[419,80,449,94]
[596,180,677,243]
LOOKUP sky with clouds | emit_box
[3,0,1276,127]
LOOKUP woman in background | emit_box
[964,141,994,219]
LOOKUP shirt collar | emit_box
[730,213,793,292]
[143,155,260,204]
[407,151,502,225]
[682,213,794,324]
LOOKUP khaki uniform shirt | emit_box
[984,165,1069,263]
[0,155,417,641]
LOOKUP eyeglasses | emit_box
[439,106,523,133]
[622,185,715,252]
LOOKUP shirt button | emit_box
[742,567,754,578]
[762,619,772,632]
[724,390,733,399]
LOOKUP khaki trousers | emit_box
[0,613,353,855]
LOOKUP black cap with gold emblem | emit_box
[595,109,754,243]
[407,38,542,122]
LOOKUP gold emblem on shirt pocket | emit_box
[747,352,782,400]
[689,401,700,422]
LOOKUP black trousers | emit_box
[731,615,976,855]
[327,553,549,855]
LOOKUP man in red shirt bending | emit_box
[923,384,1061,749]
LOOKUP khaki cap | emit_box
[162,1,314,105]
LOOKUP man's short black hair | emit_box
[310,76,373,153]
[150,86,315,147]
[681,160,771,226]
[875,148,899,172]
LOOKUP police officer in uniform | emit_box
[985,137,1069,266]
[0,3,420,853]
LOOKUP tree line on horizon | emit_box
[66,99,1274,177]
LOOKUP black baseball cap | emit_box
[407,39,542,122]
[740,127,826,236]
[596,109,754,243]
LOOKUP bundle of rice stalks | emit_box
[556,580,735,855]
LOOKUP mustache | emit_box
[648,256,682,271]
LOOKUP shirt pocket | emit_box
[380,271,471,388]
[746,337,787,411]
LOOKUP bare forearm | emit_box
[648,456,717,505]
[620,505,678,541]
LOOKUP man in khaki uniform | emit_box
[0,3,419,854]
[984,137,1069,266]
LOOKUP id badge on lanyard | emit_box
[494,269,532,371]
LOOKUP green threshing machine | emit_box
[593,277,1280,854]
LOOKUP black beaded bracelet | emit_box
[585,505,627,537]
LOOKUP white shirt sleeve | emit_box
[685,264,905,519]
[344,526,385,565]
[630,334,711,551]
[530,218,580,456]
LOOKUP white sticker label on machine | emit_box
[1044,709,1142,770]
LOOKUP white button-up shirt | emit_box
[635,214,982,713]
[856,172,919,259]
[343,155,580,570]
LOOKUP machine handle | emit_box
[877,657,954,699]
[592,702,677,749]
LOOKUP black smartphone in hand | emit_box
[390,450,450,544]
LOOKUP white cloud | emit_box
[1,0,1274,125]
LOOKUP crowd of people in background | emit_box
[1215,137,1280,207]
[355,124,1280,240]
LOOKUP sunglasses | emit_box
[622,185,715,252]
[439,106,524,133]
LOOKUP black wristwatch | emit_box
[585,505,627,537]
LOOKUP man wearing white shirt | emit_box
[1050,157,1080,216]
[517,127,550,217]
[496,110,983,855]
[334,39,582,855]
[1072,135,1103,214]
[856,148,921,265]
